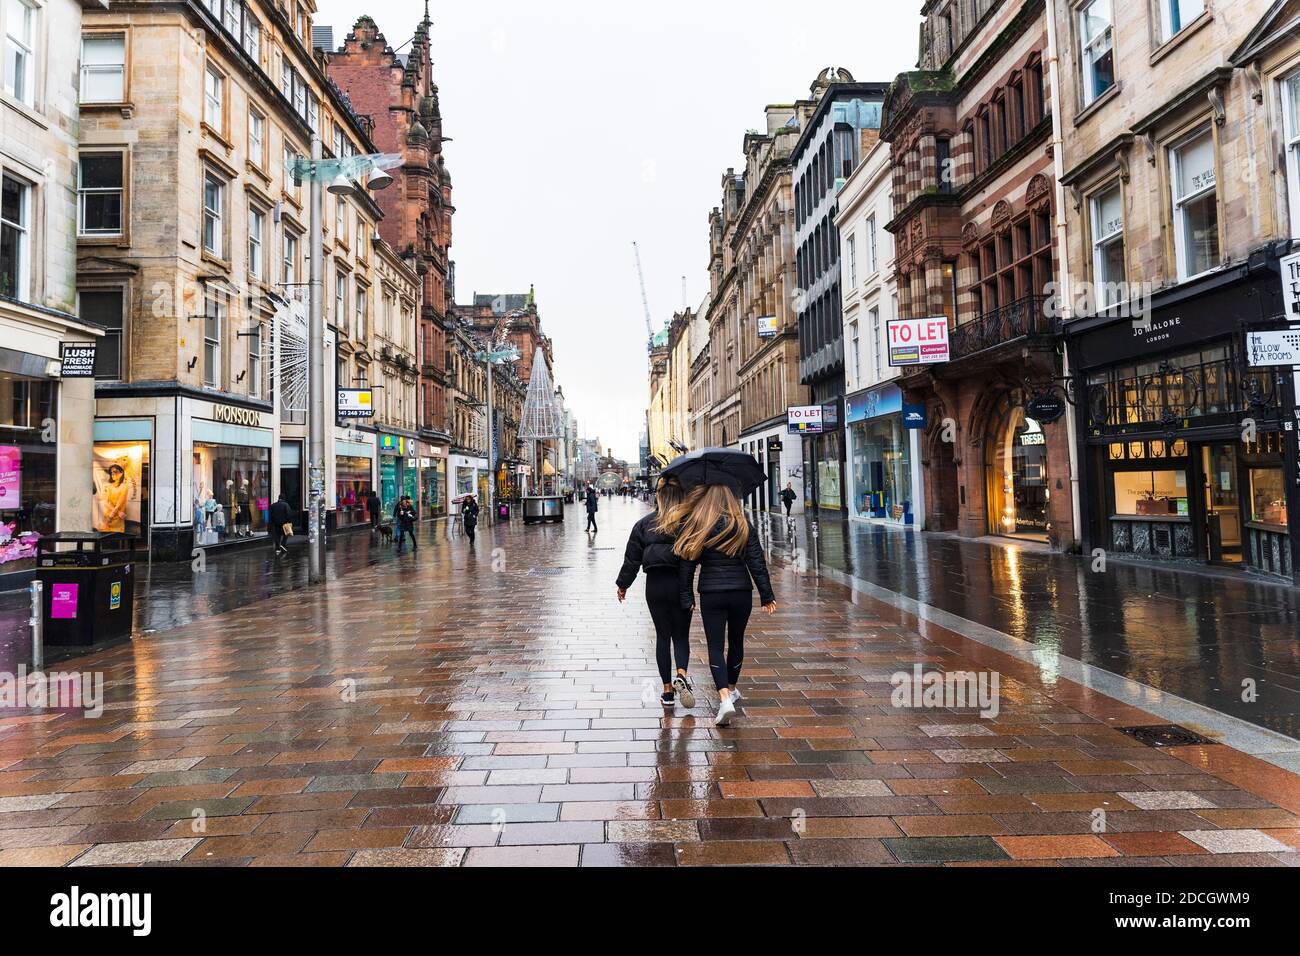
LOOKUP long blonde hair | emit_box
[669,484,748,560]
[651,477,686,535]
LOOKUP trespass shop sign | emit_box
[886,316,950,366]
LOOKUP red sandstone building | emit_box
[882,0,1073,548]
[325,13,455,458]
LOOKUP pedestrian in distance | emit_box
[268,493,294,557]
[395,495,418,552]
[672,483,776,727]
[367,488,382,533]
[584,482,599,532]
[462,494,480,544]
[780,482,797,518]
[616,476,696,709]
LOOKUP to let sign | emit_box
[1281,250,1300,320]
[60,343,97,378]
[887,317,950,366]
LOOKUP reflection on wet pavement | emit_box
[758,513,1300,739]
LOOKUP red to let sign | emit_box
[886,316,950,366]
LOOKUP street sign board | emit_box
[787,405,823,435]
[886,316,950,366]
[337,388,373,418]
[1245,329,1300,367]
[902,404,927,429]
[1025,395,1067,424]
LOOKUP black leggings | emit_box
[645,571,691,685]
[700,590,752,691]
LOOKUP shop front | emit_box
[983,391,1051,541]
[741,423,802,515]
[846,382,918,525]
[190,409,272,547]
[792,397,846,515]
[0,363,59,572]
[377,433,417,520]
[449,452,488,511]
[335,437,375,530]
[1067,253,1298,579]
[419,441,447,519]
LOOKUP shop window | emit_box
[4,0,36,107]
[92,441,149,538]
[80,33,125,103]
[0,376,56,568]
[1170,128,1219,279]
[192,442,269,544]
[79,289,125,379]
[1249,467,1286,527]
[1113,469,1188,516]
[1159,0,1204,43]
[78,153,124,237]
[1079,0,1115,107]
[1,172,30,299]
[986,404,1050,538]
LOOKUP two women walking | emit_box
[616,457,777,727]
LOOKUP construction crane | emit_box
[632,241,654,352]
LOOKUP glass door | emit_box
[1201,443,1242,562]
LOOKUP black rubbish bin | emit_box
[35,532,136,648]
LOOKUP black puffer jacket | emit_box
[616,512,678,590]
[679,517,775,609]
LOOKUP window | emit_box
[203,294,223,387]
[222,0,240,37]
[1,173,30,299]
[202,173,224,257]
[1170,128,1218,279]
[334,196,346,243]
[334,272,346,327]
[203,65,224,130]
[284,145,300,199]
[1160,0,1204,42]
[241,13,260,62]
[248,322,262,397]
[247,206,264,279]
[1283,72,1300,239]
[871,306,882,380]
[1090,184,1125,304]
[77,153,124,237]
[79,289,125,379]
[248,110,265,167]
[866,215,878,273]
[3,0,35,106]
[80,34,125,103]
[850,320,861,384]
[847,234,857,288]
[281,230,297,285]
[355,280,367,339]
[1080,0,1115,106]
[936,138,953,193]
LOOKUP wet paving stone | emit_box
[1,503,1298,866]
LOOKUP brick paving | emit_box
[1,500,1299,867]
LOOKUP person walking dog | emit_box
[395,495,418,552]
[671,480,776,727]
[616,476,696,709]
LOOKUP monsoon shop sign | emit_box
[887,316,949,366]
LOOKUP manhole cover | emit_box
[528,568,570,576]
[1117,724,1215,748]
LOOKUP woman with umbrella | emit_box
[615,476,695,709]
[664,449,777,727]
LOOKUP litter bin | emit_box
[35,532,136,648]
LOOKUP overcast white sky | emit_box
[314,0,921,462]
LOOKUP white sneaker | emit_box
[673,675,696,709]
[714,696,736,727]
[729,687,743,703]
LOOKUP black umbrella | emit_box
[661,448,766,495]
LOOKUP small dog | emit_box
[377,524,393,545]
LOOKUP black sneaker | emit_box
[660,691,675,708]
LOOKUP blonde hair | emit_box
[651,477,686,535]
[670,484,748,560]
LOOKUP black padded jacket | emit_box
[616,513,679,590]
[678,517,775,609]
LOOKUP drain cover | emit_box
[528,568,570,576]
[1117,724,1215,747]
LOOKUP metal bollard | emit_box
[28,579,43,671]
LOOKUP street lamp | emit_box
[294,143,398,584]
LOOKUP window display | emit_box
[192,442,269,545]
[92,441,149,538]
[0,375,56,568]
[850,416,911,522]
[1112,469,1188,516]
[336,455,372,527]
[1249,467,1286,527]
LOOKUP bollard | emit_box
[28,579,43,671]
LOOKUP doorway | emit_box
[1199,443,1242,563]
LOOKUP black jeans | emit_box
[396,525,417,549]
[464,520,476,542]
[270,525,287,552]
[699,590,752,691]
[586,512,597,531]
[783,500,793,517]
[645,570,691,684]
